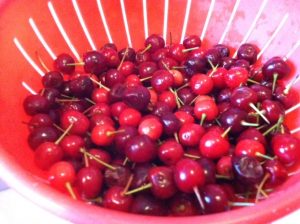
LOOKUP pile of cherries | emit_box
[23,34,300,216]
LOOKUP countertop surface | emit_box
[0,180,298,224]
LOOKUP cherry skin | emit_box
[114,126,138,154]
[60,134,85,159]
[261,100,285,123]
[123,85,151,111]
[69,76,94,97]
[271,133,300,166]
[89,114,114,130]
[42,71,64,89]
[169,193,198,216]
[263,159,288,187]
[135,49,151,64]
[105,69,125,88]
[23,95,50,116]
[204,48,222,68]
[158,90,177,110]
[224,67,248,89]
[262,56,290,80]
[87,148,111,170]
[53,53,75,74]
[232,156,264,185]
[83,50,107,75]
[118,47,136,62]
[250,84,272,102]
[34,142,64,170]
[27,113,53,132]
[151,70,174,93]
[151,101,172,117]
[169,44,186,62]
[103,186,133,212]
[177,87,196,105]
[183,35,201,49]
[28,126,59,149]
[189,73,214,95]
[100,47,120,68]
[131,193,167,216]
[138,116,163,140]
[237,43,258,64]
[158,139,184,165]
[208,67,227,89]
[76,167,103,199]
[148,166,177,199]
[198,157,217,184]
[91,88,109,104]
[274,85,299,109]
[138,61,158,79]
[60,110,90,136]
[178,123,205,147]
[48,161,76,192]
[230,86,258,111]
[110,101,128,120]
[125,135,157,163]
[104,164,132,188]
[219,107,248,134]
[199,130,230,159]
[160,113,181,136]
[216,156,233,178]
[235,139,266,159]
[237,128,267,146]
[194,99,219,121]
[213,44,230,57]
[91,124,116,146]
[174,158,205,193]
[158,57,178,70]
[131,163,153,189]
[119,108,142,127]
[202,184,229,214]
[144,34,165,53]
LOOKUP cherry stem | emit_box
[84,152,89,167]
[184,153,201,159]
[189,95,199,105]
[140,76,152,82]
[85,97,96,105]
[67,62,85,66]
[255,173,270,202]
[122,157,129,166]
[169,32,173,45]
[193,186,205,213]
[285,102,300,114]
[262,115,284,136]
[207,59,218,71]
[35,51,50,72]
[141,44,152,54]
[249,103,270,124]
[124,183,152,195]
[172,66,187,70]
[55,123,73,145]
[182,47,199,53]
[241,121,259,127]
[174,132,179,143]
[284,74,300,95]
[272,73,279,93]
[89,77,110,91]
[56,98,81,102]
[176,83,189,91]
[122,174,134,195]
[80,148,116,170]
[169,88,182,108]
[255,152,274,160]
[216,174,232,180]
[221,126,232,138]
[106,129,125,137]
[255,185,268,198]
[247,79,260,84]
[228,202,255,207]
[200,113,207,126]
[65,182,77,200]
[117,47,129,70]
[161,61,171,72]
[88,197,103,204]
[52,123,66,133]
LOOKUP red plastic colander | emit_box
[1,0,300,223]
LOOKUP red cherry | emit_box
[138,116,163,140]
[151,70,174,93]
[87,148,111,170]
[103,186,133,212]
[271,133,300,166]
[174,158,205,193]
[235,139,265,160]
[174,111,195,124]
[158,139,184,165]
[169,44,186,62]
[110,101,129,120]
[208,67,227,89]
[60,110,90,135]
[119,108,142,127]
[91,88,109,104]
[224,67,248,89]
[170,70,184,87]
[125,74,142,87]
[189,74,213,95]
[199,130,230,159]
[216,156,233,177]
[76,167,103,199]
[263,159,288,187]
[158,90,177,110]
[169,193,198,216]
[194,99,219,121]
[119,61,135,76]
[91,124,116,146]
[178,123,205,147]
[48,161,76,192]
[60,135,85,159]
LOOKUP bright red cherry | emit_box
[91,88,109,104]
[235,139,266,159]
[174,158,205,193]
[199,130,230,159]
[158,90,177,110]
[224,67,248,89]
[178,123,205,147]
[271,133,300,166]
[91,124,116,146]
[194,99,219,121]
[60,110,90,135]
[138,116,163,140]
[119,108,142,127]
[208,67,227,89]
[60,135,85,159]
[103,186,133,212]
[189,74,213,95]
[87,148,111,170]
[174,111,195,124]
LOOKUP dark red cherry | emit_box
[108,83,126,103]
[237,128,267,146]
[151,48,170,62]
[204,48,221,68]
[217,88,232,103]
[114,126,138,153]
[198,158,216,184]
[135,49,151,64]
[158,139,184,165]
[237,43,258,64]
[138,61,158,79]
[213,44,230,57]
[221,57,236,69]
[219,107,248,134]
[273,85,299,109]
[148,166,177,199]
[23,95,50,115]
[42,71,64,89]
[123,85,150,111]
[174,158,205,193]
[262,57,290,80]
[54,53,75,74]
[104,164,132,188]
[131,193,167,216]
[101,43,117,51]
[169,193,198,216]
[125,135,157,163]
[177,87,196,105]
[183,56,207,77]
[76,167,103,199]
[152,101,172,117]
[202,184,229,214]
[261,100,285,123]
[232,156,264,185]
[69,76,94,97]
[160,113,181,136]
[118,47,136,62]
[28,113,53,131]
[87,148,111,170]
[216,156,233,178]
[83,51,107,75]
[145,34,165,53]
[131,163,153,189]
[263,159,288,187]
[183,35,201,49]
[231,59,250,71]
[99,47,120,68]
[151,70,174,93]
[28,126,59,149]
[250,84,272,102]
[103,186,133,212]
[230,86,258,111]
